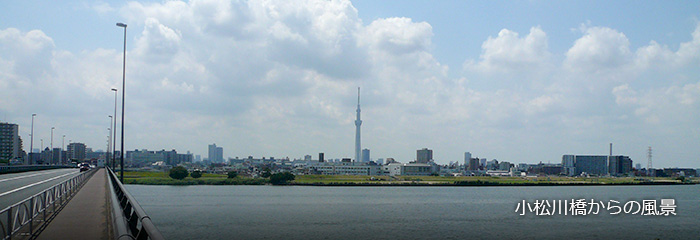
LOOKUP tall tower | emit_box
[647,146,652,176]
[355,87,362,162]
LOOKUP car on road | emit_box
[79,163,90,172]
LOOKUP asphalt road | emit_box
[0,168,82,210]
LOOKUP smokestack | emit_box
[609,143,612,156]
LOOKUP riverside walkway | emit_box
[37,168,110,240]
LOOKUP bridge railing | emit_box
[0,165,74,175]
[0,168,96,240]
[106,167,164,240]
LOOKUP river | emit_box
[126,184,700,239]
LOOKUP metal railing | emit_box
[106,167,164,240]
[0,168,96,240]
[0,165,74,175]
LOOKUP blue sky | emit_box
[1,0,699,168]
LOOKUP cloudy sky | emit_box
[1,0,699,167]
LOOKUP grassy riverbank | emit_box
[123,171,267,185]
[123,171,697,186]
[292,175,697,186]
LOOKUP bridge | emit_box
[0,166,163,240]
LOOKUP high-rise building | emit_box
[608,155,633,176]
[562,154,632,176]
[0,122,21,161]
[362,148,370,162]
[319,153,324,163]
[468,158,480,171]
[417,148,432,163]
[52,148,61,165]
[464,152,472,166]
[67,142,87,161]
[354,87,362,162]
[208,144,223,163]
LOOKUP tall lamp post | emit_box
[30,114,36,164]
[111,88,118,169]
[50,127,54,165]
[108,115,113,169]
[117,22,127,182]
[62,135,65,164]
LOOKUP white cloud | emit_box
[565,26,632,73]
[0,28,55,80]
[133,18,182,63]
[635,24,700,69]
[362,17,433,55]
[466,26,550,74]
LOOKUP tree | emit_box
[270,172,295,185]
[169,166,188,180]
[261,168,272,178]
[191,170,202,179]
[227,171,238,178]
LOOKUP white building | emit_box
[382,162,435,176]
[310,162,380,175]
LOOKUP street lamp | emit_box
[50,127,54,165]
[111,88,118,169]
[108,115,113,169]
[62,135,65,164]
[30,113,36,164]
[117,22,127,182]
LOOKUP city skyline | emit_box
[1,1,699,167]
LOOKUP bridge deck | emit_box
[37,168,111,240]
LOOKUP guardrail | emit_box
[106,167,164,240]
[0,168,96,240]
[0,165,74,175]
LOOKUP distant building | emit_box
[208,144,223,163]
[417,148,433,163]
[661,168,698,178]
[528,163,564,175]
[486,159,499,170]
[464,152,472,166]
[381,162,436,176]
[67,142,87,161]
[52,148,61,165]
[400,162,434,176]
[468,158,480,171]
[562,155,607,176]
[311,163,380,175]
[319,153,325,163]
[0,122,21,161]
[362,148,370,162]
[608,155,633,176]
[498,161,512,171]
[376,158,384,165]
[127,149,192,167]
[562,155,632,176]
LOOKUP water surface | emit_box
[126,184,700,239]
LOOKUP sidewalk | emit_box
[37,168,111,240]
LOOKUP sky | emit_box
[1,0,699,168]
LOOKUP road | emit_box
[0,168,82,210]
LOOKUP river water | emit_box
[126,184,700,240]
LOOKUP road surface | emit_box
[0,168,81,210]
